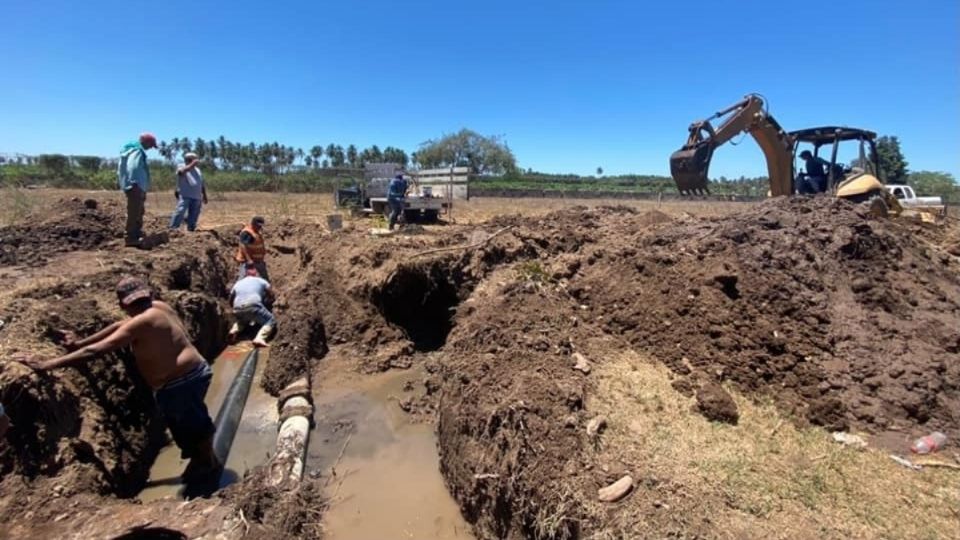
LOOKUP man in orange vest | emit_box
[236,216,269,282]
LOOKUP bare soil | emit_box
[0,190,958,539]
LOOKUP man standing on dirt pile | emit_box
[228,267,275,348]
[236,216,269,281]
[387,172,408,231]
[15,277,221,482]
[118,133,158,247]
[169,152,208,231]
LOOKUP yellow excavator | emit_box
[670,93,900,214]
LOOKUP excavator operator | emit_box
[798,150,831,194]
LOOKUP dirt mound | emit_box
[0,301,166,498]
[576,197,960,433]
[262,279,329,395]
[433,198,960,538]
[0,198,125,266]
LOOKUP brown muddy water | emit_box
[308,367,474,540]
[139,345,277,502]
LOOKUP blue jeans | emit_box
[388,197,404,230]
[798,176,827,194]
[155,362,215,459]
[234,302,276,328]
[170,197,203,231]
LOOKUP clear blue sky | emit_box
[1,0,957,178]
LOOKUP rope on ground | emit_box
[410,225,515,259]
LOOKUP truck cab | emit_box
[886,184,946,215]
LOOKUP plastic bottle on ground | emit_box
[910,432,947,454]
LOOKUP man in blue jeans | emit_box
[170,152,209,231]
[387,172,408,231]
[16,277,219,482]
[228,267,276,348]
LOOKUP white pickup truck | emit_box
[885,184,946,216]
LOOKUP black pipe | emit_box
[212,348,259,466]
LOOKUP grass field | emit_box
[0,186,753,228]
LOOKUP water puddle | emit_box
[309,368,473,540]
[138,346,277,501]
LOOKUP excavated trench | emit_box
[140,346,278,501]
[0,242,285,506]
[373,263,467,351]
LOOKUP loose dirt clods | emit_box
[1,193,959,538]
[696,381,740,424]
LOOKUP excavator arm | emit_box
[670,94,795,196]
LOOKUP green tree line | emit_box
[157,136,410,173]
[2,129,956,200]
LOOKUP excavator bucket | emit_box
[670,143,713,195]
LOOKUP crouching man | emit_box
[229,267,276,348]
[17,277,220,481]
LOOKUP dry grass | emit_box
[450,196,751,224]
[0,186,37,226]
[0,188,753,230]
[584,351,959,539]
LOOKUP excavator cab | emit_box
[789,127,885,200]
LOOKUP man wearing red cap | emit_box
[118,133,158,247]
[17,276,220,482]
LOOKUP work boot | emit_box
[181,434,221,483]
[227,322,240,344]
[252,325,273,348]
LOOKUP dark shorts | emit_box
[155,362,215,459]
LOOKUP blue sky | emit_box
[1,0,957,178]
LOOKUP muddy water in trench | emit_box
[309,367,474,540]
[138,345,277,502]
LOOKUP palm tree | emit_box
[158,140,173,163]
[194,138,207,160]
[310,146,324,168]
[346,145,358,168]
[217,136,229,168]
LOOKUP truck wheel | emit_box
[404,209,419,223]
[423,209,439,223]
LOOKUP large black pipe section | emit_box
[212,348,259,466]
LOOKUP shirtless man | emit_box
[17,276,220,481]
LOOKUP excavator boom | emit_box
[670,94,795,196]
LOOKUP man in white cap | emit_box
[170,152,208,231]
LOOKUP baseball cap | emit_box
[252,216,265,225]
[139,132,157,148]
[116,276,152,306]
